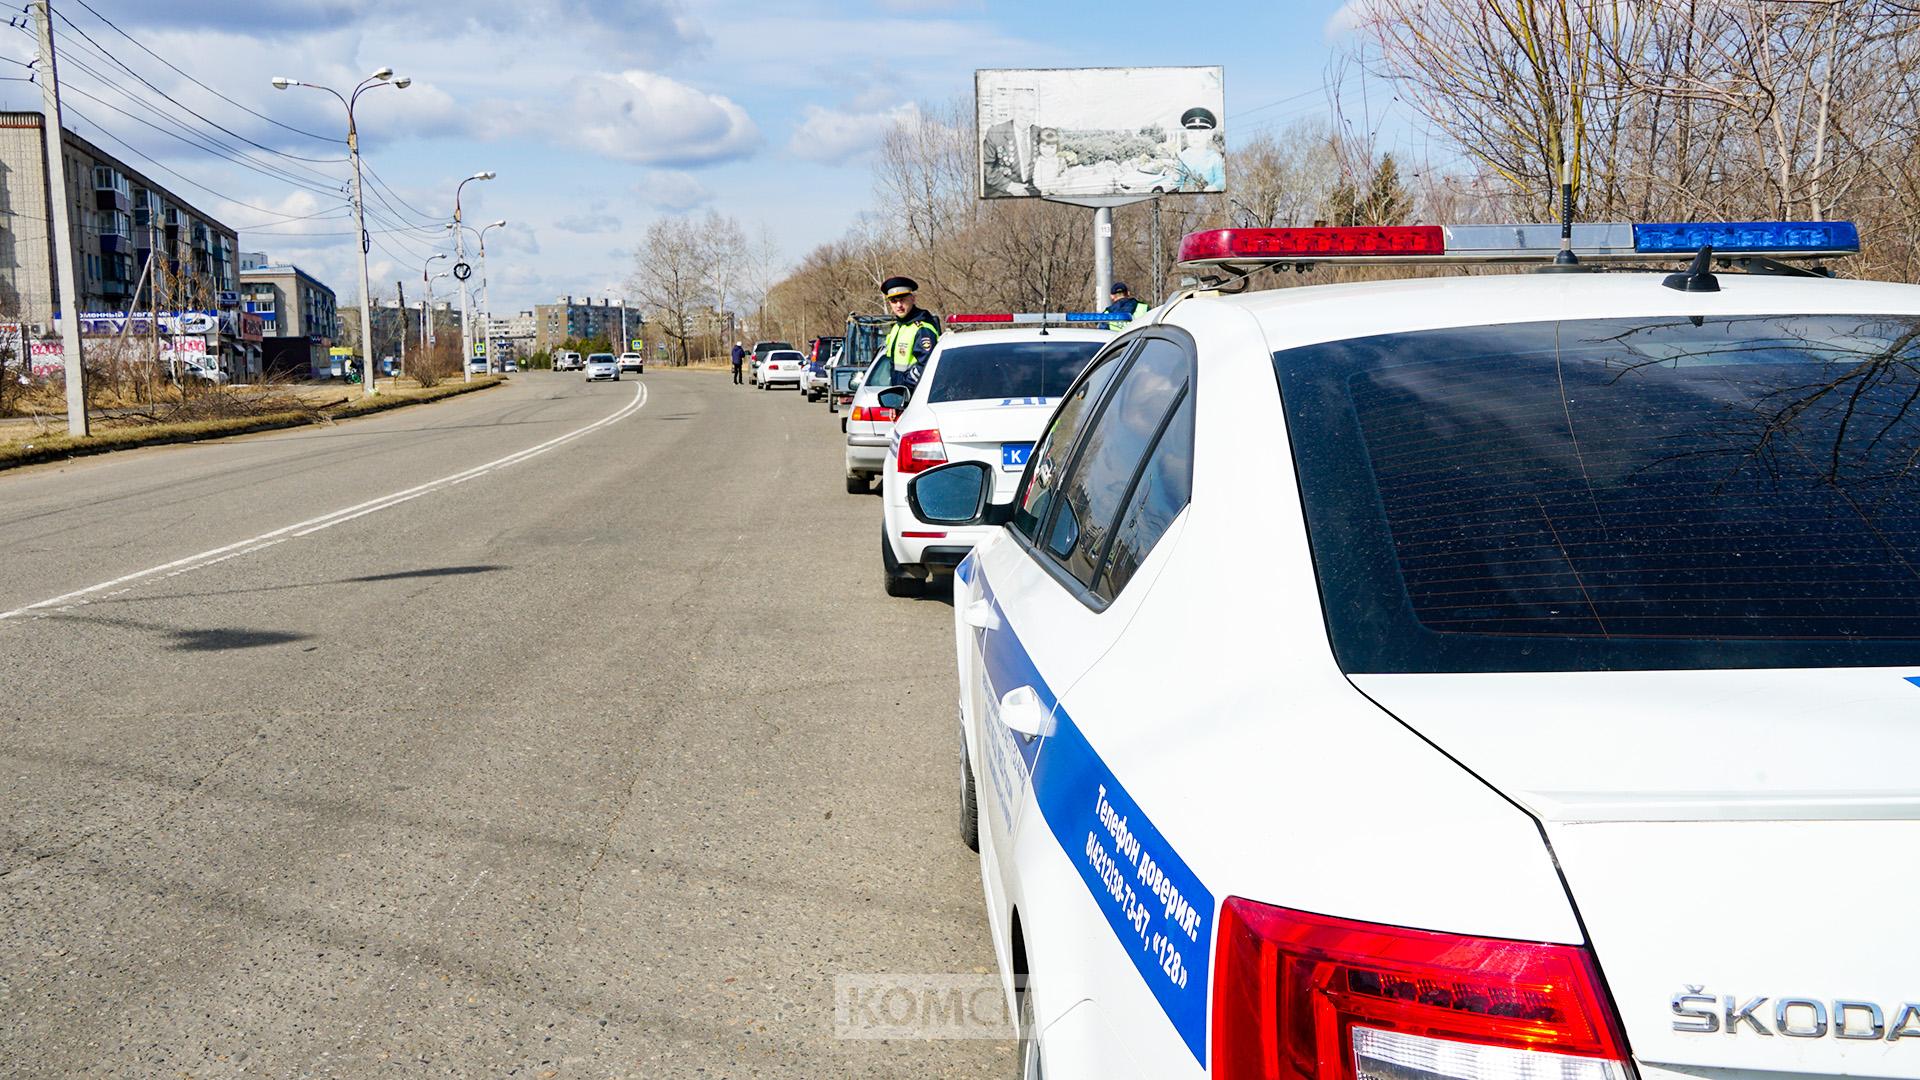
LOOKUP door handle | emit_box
[964,598,1001,630]
[998,685,1053,740]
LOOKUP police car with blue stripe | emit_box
[905,220,1920,1080]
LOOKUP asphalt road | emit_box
[0,370,1012,1077]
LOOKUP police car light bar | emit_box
[947,313,1115,324]
[1633,220,1859,255]
[1177,220,1859,267]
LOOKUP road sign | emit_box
[452,261,473,281]
[472,340,486,356]
[328,346,353,357]
[630,338,643,350]
[656,342,667,354]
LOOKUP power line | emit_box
[48,6,348,164]
[46,24,347,193]
[361,160,446,227]
[59,76,348,199]
[59,103,356,229]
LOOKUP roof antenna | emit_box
[1663,244,1721,293]
[1537,157,1590,274]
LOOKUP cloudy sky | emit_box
[0,0,1364,314]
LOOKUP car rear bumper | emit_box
[845,439,886,474]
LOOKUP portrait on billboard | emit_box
[976,66,1226,199]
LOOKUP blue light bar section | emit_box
[1633,220,1859,255]
[1062,312,1116,322]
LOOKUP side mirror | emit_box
[907,461,1014,527]
[876,386,910,411]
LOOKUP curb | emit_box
[0,377,505,472]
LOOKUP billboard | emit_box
[977,66,1225,200]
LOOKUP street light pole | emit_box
[426,272,450,351]
[453,171,495,382]
[477,220,506,372]
[273,68,409,398]
[419,253,446,362]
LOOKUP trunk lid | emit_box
[923,398,1057,497]
[1352,668,1920,1079]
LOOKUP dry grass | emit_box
[0,376,503,471]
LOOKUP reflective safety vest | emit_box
[881,311,941,372]
[1106,296,1147,331]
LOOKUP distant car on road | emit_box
[799,356,831,401]
[584,353,620,382]
[617,351,645,374]
[878,325,1110,595]
[467,358,488,374]
[554,350,583,371]
[749,340,792,385]
[502,359,519,373]
[758,349,806,391]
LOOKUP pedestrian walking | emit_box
[731,341,745,385]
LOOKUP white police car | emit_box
[905,221,1920,1080]
[877,317,1111,596]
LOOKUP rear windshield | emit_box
[768,351,802,362]
[926,340,1104,404]
[588,354,614,362]
[1275,315,1920,673]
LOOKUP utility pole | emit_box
[148,212,160,377]
[33,1,86,436]
[394,279,406,377]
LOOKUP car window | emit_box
[1041,337,1191,588]
[1012,341,1135,543]
[1276,314,1920,673]
[866,354,896,390]
[926,340,1105,404]
[1097,391,1193,599]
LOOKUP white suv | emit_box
[878,327,1110,596]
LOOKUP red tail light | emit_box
[895,429,947,474]
[1214,899,1629,1080]
[852,405,898,423]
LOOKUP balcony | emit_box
[99,234,125,254]
[102,278,130,297]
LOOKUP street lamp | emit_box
[425,267,451,353]
[476,220,507,372]
[272,67,409,397]
[419,252,446,358]
[453,171,495,380]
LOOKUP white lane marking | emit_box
[0,382,647,622]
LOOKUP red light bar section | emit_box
[947,313,1015,323]
[1179,226,1445,263]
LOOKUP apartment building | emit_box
[0,112,240,366]
[532,295,643,353]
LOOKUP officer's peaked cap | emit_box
[881,276,919,299]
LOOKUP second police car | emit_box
[877,316,1111,596]
[904,220,1920,1080]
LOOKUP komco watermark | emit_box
[834,974,1017,1040]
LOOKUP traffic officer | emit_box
[1105,281,1147,330]
[879,276,941,392]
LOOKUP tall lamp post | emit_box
[272,68,409,398]
[419,252,446,359]
[472,220,507,372]
[453,171,495,381]
[426,271,450,353]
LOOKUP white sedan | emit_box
[878,326,1109,596]
[583,353,620,381]
[906,221,1920,1080]
[617,351,645,373]
[757,349,806,390]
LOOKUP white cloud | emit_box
[558,71,759,166]
[1325,0,1374,37]
[787,103,921,163]
[636,170,711,211]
